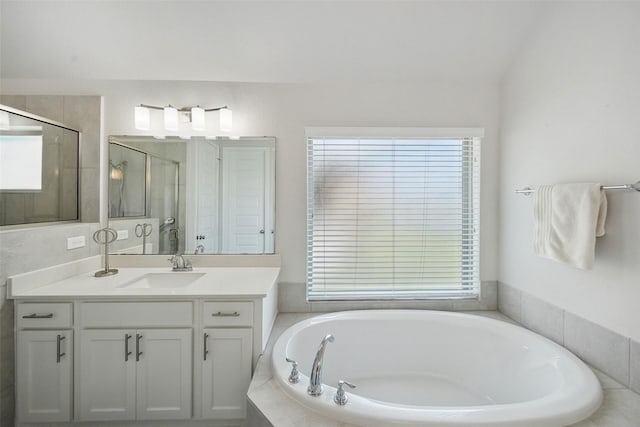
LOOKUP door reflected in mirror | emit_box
[108,136,275,255]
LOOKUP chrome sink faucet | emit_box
[307,334,334,396]
[169,254,192,271]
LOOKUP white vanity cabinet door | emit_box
[79,329,192,421]
[136,329,192,420]
[201,328,252,419]
[16,330,72,423]
[78,330,137,421]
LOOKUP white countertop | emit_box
[8,257,280,300]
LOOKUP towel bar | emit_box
[515,181,640,195]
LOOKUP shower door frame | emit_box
[146,154,180,255]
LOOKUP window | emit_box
[306,128,482,300]
[0,134,43,191]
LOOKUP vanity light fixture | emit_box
[134,104,232,132]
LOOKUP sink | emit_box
[119,273,205,289]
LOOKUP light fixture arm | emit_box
[138,104,228,112]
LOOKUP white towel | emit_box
[533,183,607,269]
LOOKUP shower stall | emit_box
[108,142,181,255]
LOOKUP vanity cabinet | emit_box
[201,301,254,419]
[16,330,73,423]
[78,328,192,421]
[78,302,193,421]
[10,267,279,426]
[15,303,73,423]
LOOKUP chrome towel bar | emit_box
[516,181,640,195]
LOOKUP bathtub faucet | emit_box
[307,334,335,396]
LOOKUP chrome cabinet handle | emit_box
[56,335,66,363]
[211,311,240,317]
[204,333,209,361]
[135,334,143,361]
[125,334,132,361]
[22,313,54,319]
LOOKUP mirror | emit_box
[0,104,80,227]
[108,135,275,255]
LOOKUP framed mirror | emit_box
[108,135,275,255]
[0,104,80,227]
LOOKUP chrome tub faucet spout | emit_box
[307,334,334,396]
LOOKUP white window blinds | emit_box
[307,133,480,300]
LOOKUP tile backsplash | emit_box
[279,280,498,313]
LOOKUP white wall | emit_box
[499,2,640,341]
[1,79,501,286]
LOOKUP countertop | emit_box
[8,257,280,300]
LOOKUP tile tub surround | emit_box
[278,280,498,313]
[497,282,640,391]
[247,311,640,427]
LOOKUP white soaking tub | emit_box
[271,310,602,427]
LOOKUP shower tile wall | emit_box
[0,95,102,426]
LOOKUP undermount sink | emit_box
[119,272,205,289]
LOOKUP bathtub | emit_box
[271,310,602,427]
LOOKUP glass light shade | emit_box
[219,107,232,132]
[134,106,150,130]
[191,106,205,131]
[164,106,179,131]
[110,166,123,180]
[0,110,10,130]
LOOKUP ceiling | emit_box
[0,1,545,84]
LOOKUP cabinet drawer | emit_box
[81,302,193,328]
[202,301,253,327]
[16,303,72,329]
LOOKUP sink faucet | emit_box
[307,334,334,396]
[194,244,205,254]
[169,254,192,271]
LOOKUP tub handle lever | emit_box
[285,357,300,384]
[334,380,356,405]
